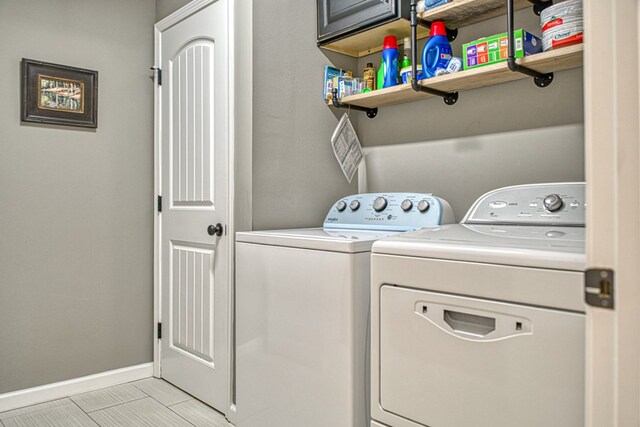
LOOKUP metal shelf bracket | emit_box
[507,0,554,87]
[410,0,459,105]
[527,0,554,16]
[331,89,378,118]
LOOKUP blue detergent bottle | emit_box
[422,21,452,78]
[379,35,399,88]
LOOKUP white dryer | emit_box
[370,183,586,427]
[235,193,454,427]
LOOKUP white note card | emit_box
[331,113,363,183]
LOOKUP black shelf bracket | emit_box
[527,0,553,16]
[410,0,459,105]
[331,89,378,118]
[507,0,554,87]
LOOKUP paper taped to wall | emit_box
[331,113,363,183]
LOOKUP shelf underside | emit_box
[320,19,430,58]
[332,44,583,109]
[419,0,532,28]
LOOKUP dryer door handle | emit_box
[443,310,495,336]
[416,302,533,342]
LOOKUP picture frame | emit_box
[21,59,98,128]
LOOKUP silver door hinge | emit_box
[151,67,162,85]
[585,268,614,309]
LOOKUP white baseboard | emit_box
[0,363,153,413]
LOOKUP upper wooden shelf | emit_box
[329,44,583,109]
[419,0,532,28]
[320,19,429,58]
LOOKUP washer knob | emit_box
[336,201,346,212]
[543,194,564,212]
[349,200,360,211]
[373,196,388,212]
[417,200,430,213]
[401,199,413,211]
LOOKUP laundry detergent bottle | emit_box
[379,35,399,88]
[422,21,452,78]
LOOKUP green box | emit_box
[462,29,542,70]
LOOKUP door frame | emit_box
[153,0,242,420]
[584,0,640,425]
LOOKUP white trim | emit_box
[226,0,237,422]
[153,23,162,379]
[0,363,152,413]
[584,0,640,425]
[226,0,253,417]
[155,0,217,31]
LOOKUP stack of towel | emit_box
[417,0,450,13]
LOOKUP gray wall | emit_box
[252,1,359,230]
[0,0,155,394]
[363,125,584,220]
[156,0,191,22]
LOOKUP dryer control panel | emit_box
[463,182,585,226]
[323,193,455,231]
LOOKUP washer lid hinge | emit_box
[585,268,614,309]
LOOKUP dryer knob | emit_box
[401,199,413,211]
[373,197,388,212]
[349,200,360,211]
[543,194,564,212]
[336,201,347,212]
[417,200,431,213]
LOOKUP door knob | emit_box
[208,223,223,237]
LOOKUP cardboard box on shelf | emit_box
[463,29,542,70]
[324,66,352,101]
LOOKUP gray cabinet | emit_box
[317,0,409,44]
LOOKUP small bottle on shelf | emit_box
[362,63,376,92]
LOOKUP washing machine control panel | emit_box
[323,193,455,231]
[463,183,585,226]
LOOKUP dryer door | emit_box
[378,286,585,427]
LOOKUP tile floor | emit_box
[0,378,232,427]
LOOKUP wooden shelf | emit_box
[419,0,532,28]
[330,44,583,109]
[320,19,429,58]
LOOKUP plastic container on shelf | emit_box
[421,21,453,78]
[540,0,582,27]
[540,0,583,51]
[401,37,412,69]
[401,65,422,84]
[378,35,399,89]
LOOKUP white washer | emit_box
[236,193,454,427]
[370,183,586,427]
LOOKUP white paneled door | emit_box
[157,0,229,414]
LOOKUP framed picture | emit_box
[21,59,98,128]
